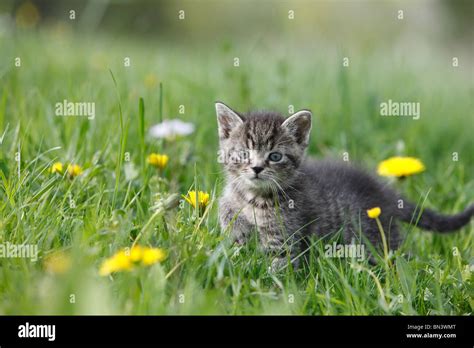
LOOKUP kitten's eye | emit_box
[268,152,283,162]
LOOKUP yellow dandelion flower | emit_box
[183,190,210,209]
[67,164,83,178]
[147,153,169,169]
[367,207,390,263]
[44,251,71,274]
[367,207,381,219]
[141,247,167,266]
[51,162,63,174]
[377,156,425,178]
[99,250,132,276]
[129,245,144,263]
[99,246,166,276]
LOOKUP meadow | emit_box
[0,29,472,315]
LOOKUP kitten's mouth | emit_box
[245,175,262,183]
[248,175,268,187]
[243,176,274,193]
[251,174,269,182]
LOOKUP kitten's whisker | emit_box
[268,176,291,202]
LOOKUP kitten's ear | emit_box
[215,102,244,139]
[281,110,312,146]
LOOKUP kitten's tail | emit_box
[399,201,474,233]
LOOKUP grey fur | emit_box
[216,102,473,270]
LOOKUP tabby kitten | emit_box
[216,102,473,270]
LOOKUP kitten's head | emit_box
[216,102,312,194]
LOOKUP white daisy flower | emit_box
[149,119,195,139]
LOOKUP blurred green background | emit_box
[3,0,473,42]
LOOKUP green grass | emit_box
[0,30,472,315]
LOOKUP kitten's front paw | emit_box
[268,256,300,273]
[269,257,288,273]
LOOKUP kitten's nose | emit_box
[251,166,264,174]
